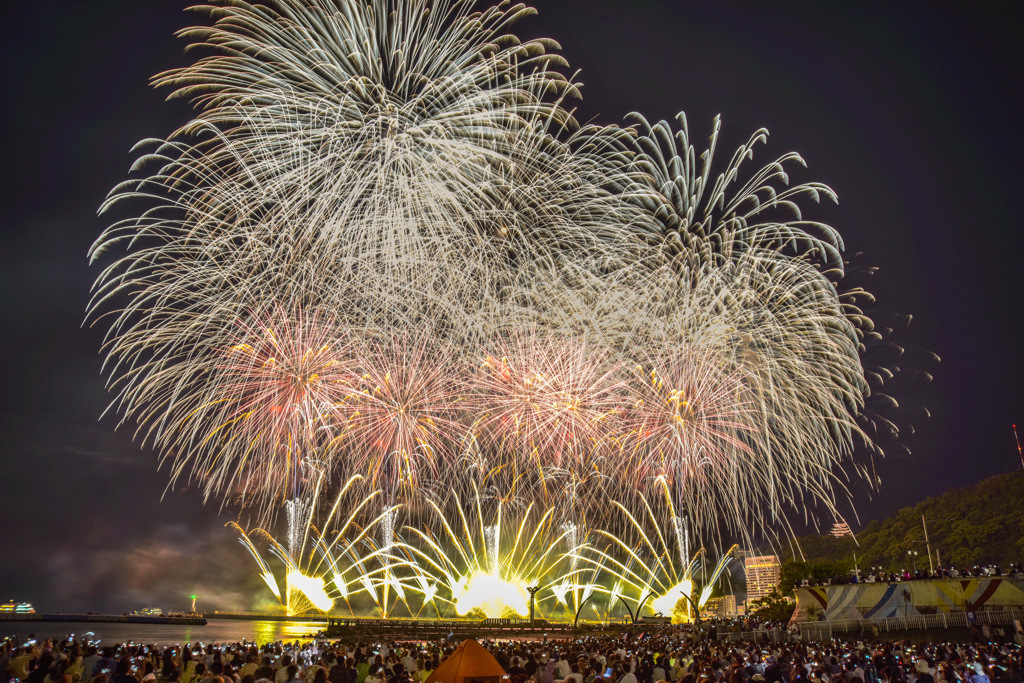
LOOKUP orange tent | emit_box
[424,639,506,683]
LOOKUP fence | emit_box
[797,609,1023,640]
[719,629,793,643]
[720,609,1024,642]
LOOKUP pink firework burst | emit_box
[200,306,356,499]
[339,333,464,492]
[621,347,755,487]
[470,330,624,471]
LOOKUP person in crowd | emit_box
[275,657,294,683]
[363,665,385,683]
[385,663,409,683]
[109,659,139,683]
[415,658,434,683]
[966,664,990,683]
[283,665,303,683]
[253,657,275,682]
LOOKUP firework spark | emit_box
[120,303,356,509]
[576,485,738,623]
[230,475,414,616]
[338,333,465,496]
[403,486,581,619]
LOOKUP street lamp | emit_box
[679,591,702,626]
[907,551,918,572]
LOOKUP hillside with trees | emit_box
[777,470,1024,586]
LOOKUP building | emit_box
[744,554,781,603]
[700,593,739,618]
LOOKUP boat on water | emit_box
[1,601,36,615]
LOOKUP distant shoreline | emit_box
[0,614,206,625]
[206,612,327,622]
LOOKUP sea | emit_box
[0,618,325,647]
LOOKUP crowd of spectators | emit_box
[2,626,1023,683]
[796,565,1024,589]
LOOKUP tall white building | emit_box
[744,554,781,603]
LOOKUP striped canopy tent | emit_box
[425,639,506,683]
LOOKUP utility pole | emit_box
[922,515,934,574]
[1014,425,1023,470]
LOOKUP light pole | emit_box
[921,515,935,574]
[907,550,918,572]
[680,592,702,626]
[573,593,598,629]
[921,516,953,574]
[527,586,541,625]
[615,596,636,624]
[635,590,656,622]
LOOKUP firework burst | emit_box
[87,0,916,550]
[470,330,625,474]
[622,346,755,485]
[337,333,465,496]
[103,302,357,510]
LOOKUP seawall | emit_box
[792,577,1024,623]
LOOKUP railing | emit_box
[721,609,1024,643]
[214,612,542,623]
[324,617,606,634]
[793,608,1024,641]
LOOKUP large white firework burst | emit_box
[89,0,888,544]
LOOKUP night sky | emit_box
[1,1,1021,614]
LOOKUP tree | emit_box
[784,471,1024,571]
[747,588,795,622]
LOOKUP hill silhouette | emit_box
[779,470,1024,582]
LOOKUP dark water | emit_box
[0,618,325,647]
